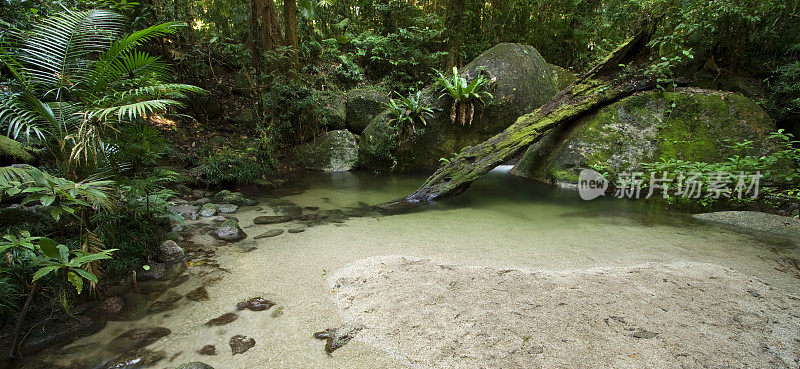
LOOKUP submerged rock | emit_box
[157,240,185,264]
[253,215,293,224]
[205,312,239,326]
[511,89,777,187]
[197,345,217,355]
[213,190,256,206]
[287,226,306,233]
[175,362,215,369]
[292,130,359,172]
[313,323,364,354]
[148,291,183,313]
[360,43,557,172]
[229,335,255,355]
[186,286,210,301]
[236,297,275,311]
[93,296,124,315]
[254,229,285,239]
[103,347,164,369]
[108,327,171,352]
[214,219,247,242]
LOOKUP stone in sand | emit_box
[148,291,183,313]
[229,335,255,355]
[186,286,209,301]
[168,204,199,220]
[214,219,247,242]
[313,323,364,354]
[253,215,293,224]
[205,312,238,326]
[236,297,275,311]
[288,226,306,233]
[270,306,284,318]
[109,327,171,351]
[197,345,216,355]
[254,229,284,239]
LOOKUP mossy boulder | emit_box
[510,89,778,187]
[345,89,389,134]
[0,136,33,162]
[320,91,347,130]
[359,43,558,172]
[292,130,359,172]
[214,219,246,242]
[213,190,256,206]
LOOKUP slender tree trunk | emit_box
[284,0,299,69]
[249,0,264,127]
[8,282,38,359]
[444,0,466,69]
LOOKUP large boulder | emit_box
[510,89,777,187]
[346,89,390,134]
[359,43,558,172]
[292,130,359,172]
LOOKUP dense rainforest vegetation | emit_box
[0,0,799,363]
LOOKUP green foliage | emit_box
[201,145,273,187]
[32,237,115,294]
[386,90,433,143]
[0,9,204,175]
[262,80,326,146]
[435,67,493,126]
[639,130,800,208]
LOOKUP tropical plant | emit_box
[386,90,433,142]
[435,67,493,126]
[0,9,204,177]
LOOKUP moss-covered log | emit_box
[378,27,660,209]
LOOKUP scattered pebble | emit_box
[205,312,238,326]
[229,335,255,355]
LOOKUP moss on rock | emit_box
[511,89,777,186]
[359,43,558,173]
[292,130,359,172]
[345,89,390,134]
[0,136,33,162]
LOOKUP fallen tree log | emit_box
[378,26,664,210]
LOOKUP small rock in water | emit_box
[254,229,284,239]
[109,327,171,351]
[313,323,364,354]
[198,203,218,217]
[157,240,185,263]
[93,296,124,315]
[288,226,306,233]
[137,262,167,281]
[197,345,217,355]
[213,190,256,206]
[270,306,284,318]
[214,219,247,242]
[205,312,238,326]
[186,286,209,301]
[300,214,321,221]
[253,215,293,224]
[229,335,255,355]
[216,203,238,214]
[236,243,257,252]
[304,206,319,211]
[236,297,275,311]
[103,347,164,369]
[148,291,183,313]
[192,197,212,206]
[175,362,215,369]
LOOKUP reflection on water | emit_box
[11,169,800,369]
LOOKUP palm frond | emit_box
[13,9,125,94]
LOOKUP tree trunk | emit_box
[284,0,299,69]
[378,27,660,210]
[444,0,466,69]
[257,0,281,51]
